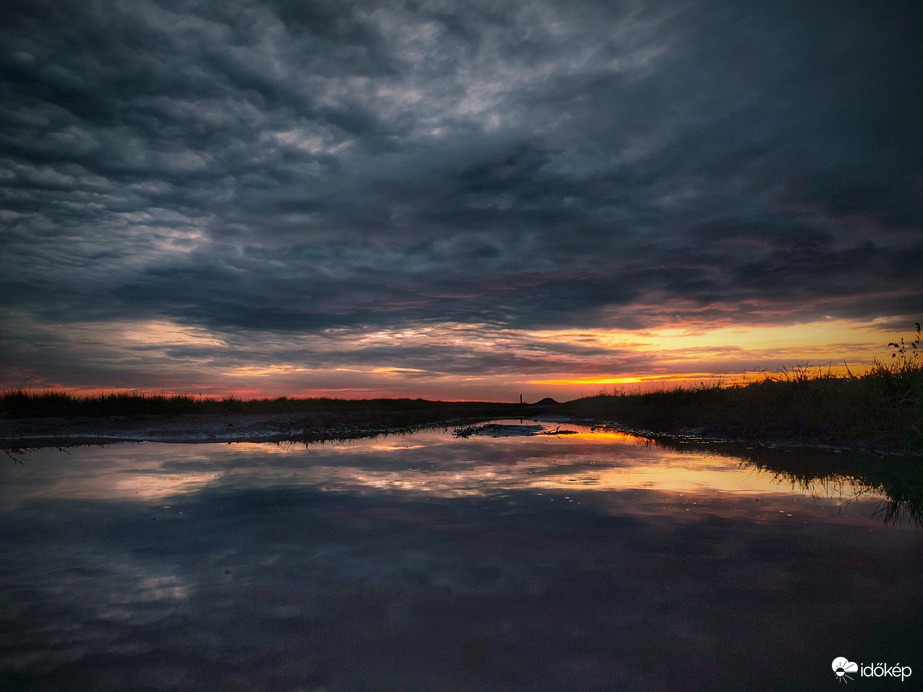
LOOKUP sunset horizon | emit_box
[5,317,916,403]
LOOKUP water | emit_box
[2,421,921,691]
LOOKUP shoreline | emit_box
[3,411,920,459]
[0,413,309,449]
[0,411,526,450]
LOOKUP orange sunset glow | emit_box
[7,316,909,403]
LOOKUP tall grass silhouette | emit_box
[561,323,923,451]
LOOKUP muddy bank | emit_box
[0,413,311,448]
[0,409,538,449]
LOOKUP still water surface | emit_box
[2,421,921,690]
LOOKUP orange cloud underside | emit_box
[12,317,907,402]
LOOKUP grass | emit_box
[561,324,923,451]
[0,390,206,418]
[0,392,506,418]
[0,391,535,440]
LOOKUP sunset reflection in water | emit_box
[2,420,920,691]
[2,421,889,513]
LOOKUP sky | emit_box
[1,0,922,402]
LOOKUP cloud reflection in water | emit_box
[1,422,921,690]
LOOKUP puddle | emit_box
[1,420,921,690]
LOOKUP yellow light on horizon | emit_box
[223,365,311,377]
[525,318,891,357]
[530,376,644,386]
[529,372,740,386]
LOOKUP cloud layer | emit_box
[2,0,921,396]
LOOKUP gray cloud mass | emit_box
[1,0,921,392]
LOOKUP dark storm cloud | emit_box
[2,0,922,388]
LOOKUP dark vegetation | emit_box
[0,392,525,421]
[561,323,923,452]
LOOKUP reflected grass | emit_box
[647,436,923,526]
